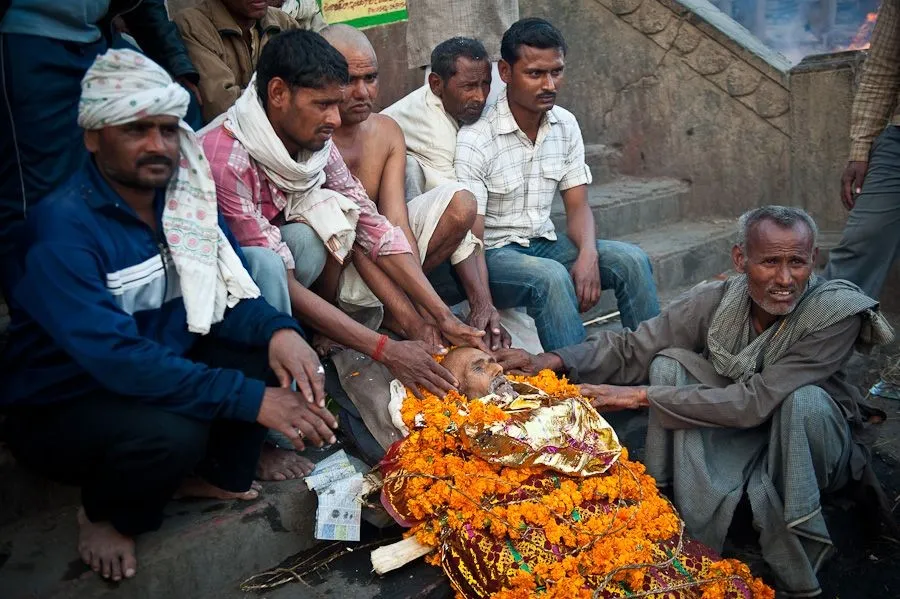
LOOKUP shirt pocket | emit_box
[485,170,524,216]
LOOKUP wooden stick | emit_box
[371,536,434,575]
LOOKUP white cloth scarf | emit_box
[215,75,359,263]
[78,49,260,334]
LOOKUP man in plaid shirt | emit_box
[451,18,660,351]
[827,0,900,306]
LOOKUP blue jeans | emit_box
[429,234,659,350]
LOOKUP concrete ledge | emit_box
[2,478,319,599]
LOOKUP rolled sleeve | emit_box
[559,121,592,191]
[323,144,411,259]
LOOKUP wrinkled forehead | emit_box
[746,220,814,256]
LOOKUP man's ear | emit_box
[267,77,291,110]
[732,244,746,273]
[498,59,512,85]
[84,129,99,154]
[427,71,443,97]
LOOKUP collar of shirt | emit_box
[424,84,460,133]
[80,158,165,223]
[206,0,284,37]
[494,89,559,143]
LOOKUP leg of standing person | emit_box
[0,33,107,296]
[824,126,900,298]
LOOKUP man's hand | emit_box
[579,384,648,412]
[495,348,563,375]
[410,320,446,350]
[268,329,326,407]
[257,387,338,451]
[466,302,511,351]
[841,160,868,211]
[380,339,459,399]
[175,76,203,107]
[570,251,601,313]
[438,314,489,351]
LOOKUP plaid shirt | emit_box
[455,90,592,250]
[850,0,900,162]
[202,125,410,271]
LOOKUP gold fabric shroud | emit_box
[458,381,622,476]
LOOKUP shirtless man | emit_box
[323,25,509,350]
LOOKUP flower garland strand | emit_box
[389,370,774,599]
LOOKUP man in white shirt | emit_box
[453,18,661,351]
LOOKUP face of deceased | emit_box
[732,218,817,318]
[441,347,506,398]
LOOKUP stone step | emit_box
[618,220,738,294]
[1,461,328,599]
[551,176,689,240]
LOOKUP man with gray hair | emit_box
[495,205,896,597]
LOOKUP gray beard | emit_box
[488,376,517,397]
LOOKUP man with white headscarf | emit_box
[0,49,338,582]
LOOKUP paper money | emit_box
[314,473,364,541]
[305,450,365,541]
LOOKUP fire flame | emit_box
[846,12,878,51]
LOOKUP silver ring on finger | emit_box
[296,428,305,440]
[316,365,325,375]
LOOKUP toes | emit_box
[123,551,137,579]
[111,556,123,582]
[251,481,263,491]
[91,552,102,573]
[101,556,112,579]
[240,489,260,500]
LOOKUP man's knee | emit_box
[649,355,683,386]
[601,241,654,280]
[281,223,327,287]
[242,246,286,283]
[781,386,839,431]
[126,412,209,470]
[444,190,477,235]
[533,259,574,300]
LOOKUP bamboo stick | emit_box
[371,536,434,574]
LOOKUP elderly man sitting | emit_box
[496,206,896,597]
[0,50,338,582]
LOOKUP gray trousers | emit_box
[824,125,900,298]
[646,355,852,597]
[241,223,328,316]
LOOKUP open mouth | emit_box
[489,376,515,396]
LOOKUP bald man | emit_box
[323,25,510,350]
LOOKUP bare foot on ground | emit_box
[256,444,316,481]
[173,478,262,501]
[77,507,137,582]
[312,333,346,357]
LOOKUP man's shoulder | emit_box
[262,7,299,32]
[28,173,102,242]
[368,113,404,141]
[549,105,583,134]
[173,1,216,32]
[201,124,252,176]
[458,104,501,145]
[382,85,427,116]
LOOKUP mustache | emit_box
[537,92,557,100]
[136,155,174,168]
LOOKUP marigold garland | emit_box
[387,370,774,599]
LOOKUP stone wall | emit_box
[520,0,792,219]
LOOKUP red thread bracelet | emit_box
[372,334,388,361]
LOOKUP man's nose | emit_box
[775,264,793,286]
[351,79,370,100]
[488,362,504,377]
[325,105,341,128]
[541,73,557,91]
[144,128,167,152]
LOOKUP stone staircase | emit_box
[551,145,738,319]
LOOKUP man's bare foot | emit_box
[77,507,137,582]
[312,333,345,357]
[173,478,262,501]
[256,445,316,481]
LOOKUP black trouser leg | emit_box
[6,396,209,536]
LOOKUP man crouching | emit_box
[496,205,897,596]
[0,50,337,581]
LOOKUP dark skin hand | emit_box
[256,387,338,451]
[841,160,868,210]
[268,329,326,407]
[467,300,512,351]
[380,337,458,399]
[578,384,649,412]
[494,348,564,375]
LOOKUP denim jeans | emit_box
[429,233,659,351]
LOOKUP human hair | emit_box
[500,17,567,65]
[430,37,489,81]
[736,206,819,251]
[256,29,349,109]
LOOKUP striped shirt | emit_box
[202,125,411,271]
[455,90,592,250]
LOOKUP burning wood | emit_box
[846,11,878,51]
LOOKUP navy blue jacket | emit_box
[1,160,300,422]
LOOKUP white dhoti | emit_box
[338,181,480,327]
